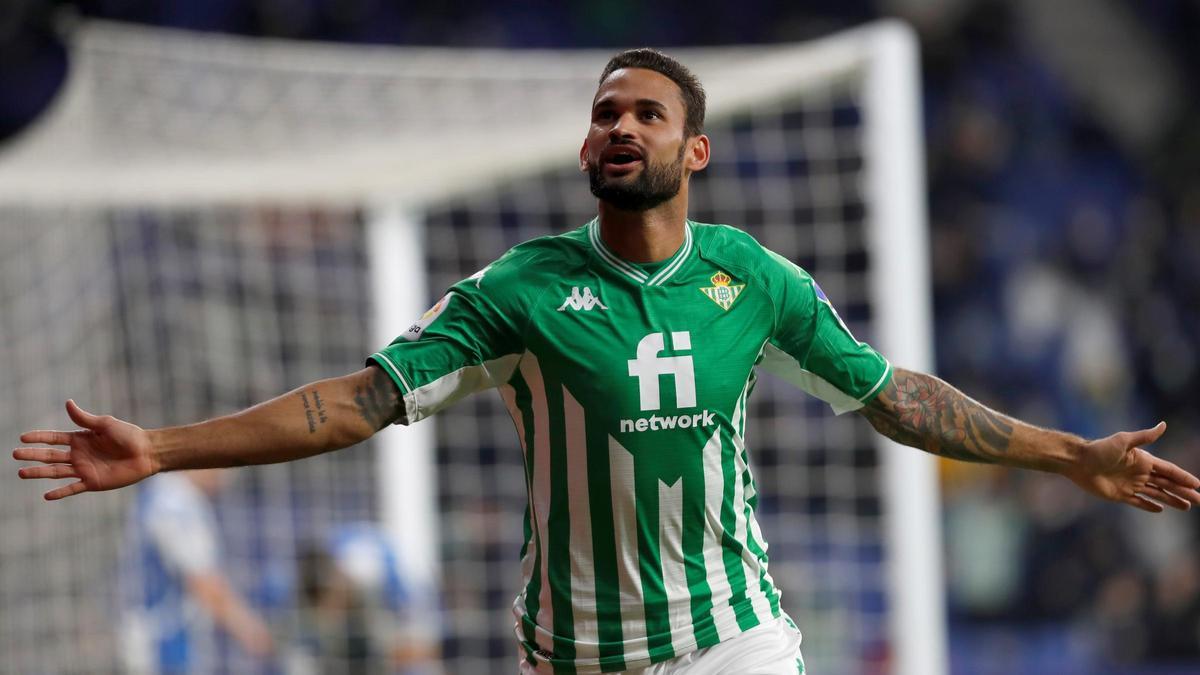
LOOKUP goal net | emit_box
[0,20,942,675]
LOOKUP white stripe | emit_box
[730,379,747,452]
[371,351,412,392]
[520,354,555,635]
[730,384,773,624]
[609,435,647,645]
[759,342,867,414]
[400,354,521,423]
[858,359,893,402]
[647,224,692,286]
[500,385,538,597]
[701,427,736,642]
[746,507,778,613]
[562,386,596,639]
[657,477,690,655]
[734,385,758,507]
[733,437,774,625]
[647,244,686,286]
[501,382,552,656]
[590,221,649,283]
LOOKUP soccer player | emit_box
[118,469,274,674]
[14,49,1200,673]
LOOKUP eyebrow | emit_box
[593,97,670,113]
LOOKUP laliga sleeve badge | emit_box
[403,293,452,341]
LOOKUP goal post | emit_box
[366,202,439,591]
[860,24,947,675]
[0,19,945,675]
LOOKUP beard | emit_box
[588,144,685,212]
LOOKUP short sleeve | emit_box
[758,250,892,414]
[367,253,529,425]
[144,483,219,576]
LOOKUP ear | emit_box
[579,139,590,173]
[685,134,710,173]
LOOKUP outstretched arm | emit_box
[858,367,1200,513]
[13,365,403,500]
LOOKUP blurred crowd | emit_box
[919,2,1200,669]
[3,0,1199,670]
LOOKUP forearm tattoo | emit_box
[297,389,329,434]
[858,369,1013,463]
[354,366,403,431]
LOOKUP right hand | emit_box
[12,400,158,500]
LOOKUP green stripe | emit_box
[586,420,625,668]
[635,466,674,662]
[740,456,781,616]
[519,509,533,564]
[543,378,576,669]
[510,372,545,651]
[682,455,716,646]
[718,427,755,632]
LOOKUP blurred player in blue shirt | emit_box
[118,469,274,674]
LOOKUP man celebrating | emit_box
[15,49,1200,674]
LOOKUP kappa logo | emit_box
[557,286,609,312]
[467,264,492,288]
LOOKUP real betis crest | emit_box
[700,270,744,310]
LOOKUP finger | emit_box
[12,447,71,464]
[65,400,104,431]
[1151,460,1200,491]
[17,431,73,446]
[18,464,79,481]
[45,481,88,501]
[1148,478,1200,507]
[1150,462,1200,504]
[1126,421,1167,449]
[1123,493,1164,513]
[1140,483,1192,511]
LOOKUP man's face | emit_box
[582,68,692,211]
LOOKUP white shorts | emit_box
[519,616,805,674]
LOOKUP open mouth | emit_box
[602,146,644,170]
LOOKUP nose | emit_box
[608,111,637,142]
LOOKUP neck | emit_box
[596,187,689,263]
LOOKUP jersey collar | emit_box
[587,218,694,287]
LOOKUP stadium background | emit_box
[3,0,1200,673]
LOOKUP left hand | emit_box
[1064,422,1200,513]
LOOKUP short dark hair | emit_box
[598,48,706,138]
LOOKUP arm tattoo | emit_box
[354,366,403,431]
[297,389,331,434]
[297,389,321,429]
[858,369,1013,463]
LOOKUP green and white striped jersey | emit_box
[369,219,891,673]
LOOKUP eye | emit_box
[641,110,661,120]
[594,109,615,121]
